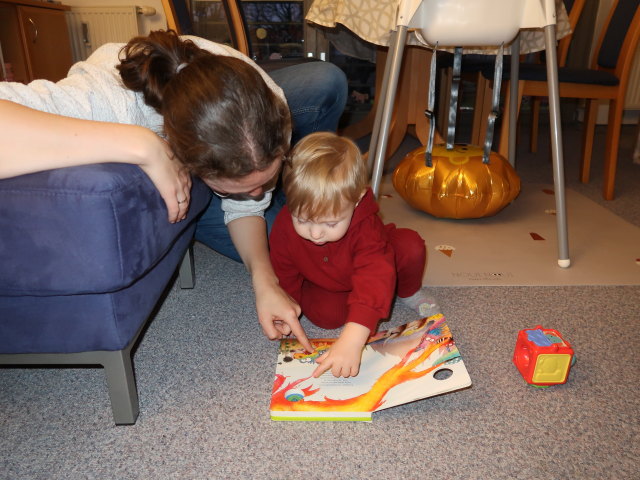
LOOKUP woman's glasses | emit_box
[211,166,282,202]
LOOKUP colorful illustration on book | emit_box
[271,315,472,421]
[283,342,332,364]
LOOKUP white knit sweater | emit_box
[0,36,287,224]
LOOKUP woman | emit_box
[0,30,347,352]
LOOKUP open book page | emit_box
[270,314,472,421]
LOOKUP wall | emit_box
[64,0,169,35]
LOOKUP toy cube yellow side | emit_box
[513,326,574,386]
[531,353,572,384]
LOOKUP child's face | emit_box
[291,203,356,246]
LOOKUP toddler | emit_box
[269,132,439,378]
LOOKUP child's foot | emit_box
[399,288,441,318]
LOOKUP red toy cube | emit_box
[513,326,574,386]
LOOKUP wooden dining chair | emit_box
[527,0,587,153]
[470,0,587,150]
[489,0,640,200]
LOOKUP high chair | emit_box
[368,0,570,268]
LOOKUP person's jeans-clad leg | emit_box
[195,61,348,261]
[193,190,286,263]
[268,61,348,144]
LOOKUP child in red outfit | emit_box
[269,132,439,379]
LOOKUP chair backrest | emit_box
[593,0,640,77]
[557,0,587,65]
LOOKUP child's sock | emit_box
[399,288,441,317]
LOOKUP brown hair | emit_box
[117,30,291,180]
[283,132,368,219]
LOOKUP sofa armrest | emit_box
[0,164,211,296]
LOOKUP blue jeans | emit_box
[195,61,348,262]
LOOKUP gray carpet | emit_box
[1,121,639,479]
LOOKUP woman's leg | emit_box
[194,194,240,261]
[268,61,348,144]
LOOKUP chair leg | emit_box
[602,99,624,200]
[580,99,598,184]
[530,97,540,153]
[102,349,139,425]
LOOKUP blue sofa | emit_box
[0,163,211,424]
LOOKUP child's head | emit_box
[283,132,369,245]
[117,30,291,193]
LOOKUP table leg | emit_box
[343,43,440,172]
[544,24,570,268]
[508,35,520,166]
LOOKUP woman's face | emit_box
[203,157,283,201]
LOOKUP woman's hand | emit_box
[312,322,370,378]
[227,216,314,353]
[254,277,313,353]
[138,134,192,223]
[0,101,192,223]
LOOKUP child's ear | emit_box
[355,188,367,206]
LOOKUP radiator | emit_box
[66,6,153,63]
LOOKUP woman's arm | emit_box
[227,215,313,352]
[0,100,191,223]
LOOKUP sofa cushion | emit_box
[0,164,211,296]
[0,223,198,353]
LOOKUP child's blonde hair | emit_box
[283,132,369,219]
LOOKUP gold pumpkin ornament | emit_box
[392,144,521,219]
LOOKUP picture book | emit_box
[270,314,472,421]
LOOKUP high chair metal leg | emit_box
[543,24,570,268]
[369,26,410,197]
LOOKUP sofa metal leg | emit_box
[179,244,195,289]
[0,349,140,425]
[102,349,139,425]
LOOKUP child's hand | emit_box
[312,323,370,378]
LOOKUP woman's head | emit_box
[117,30,291,185]
[283,132,369,220]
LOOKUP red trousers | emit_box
[300,226,426,330]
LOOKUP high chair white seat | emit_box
[369,0,570,268]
